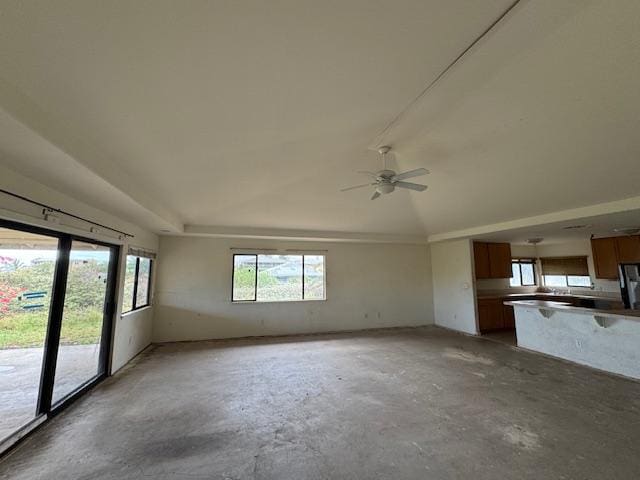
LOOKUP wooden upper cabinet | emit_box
[473,242,491,279]
[473,241,512,279]
[488,243,512,278]
[615,235,640,263]
[591,237,619,279]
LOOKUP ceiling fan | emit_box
[341,146,429,200]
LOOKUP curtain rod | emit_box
[0,188,134,238]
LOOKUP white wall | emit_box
[153,236,433,342]
[0,163,158,373]
[111,307,154,372]
[430,239,477,335]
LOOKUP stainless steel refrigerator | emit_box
[619,263,640,310]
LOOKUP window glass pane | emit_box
[544,275,567,287]
[122,256,136,312]
[53,241,111,404]
[304,255,325,300]
[521,263,535,285]
[232,255,256,301]
[0,227,58,439]
[567,275,591,287]
[135,258,151,308]
[257,255,302,302]
[510,262,521,287]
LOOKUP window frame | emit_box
[231,253,326,303]
[122,255,153,314]
[510,258,537,287]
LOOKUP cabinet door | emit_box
[488,243,512,278]
[503,305,516,329]
[477,302,491,331]
[474,242,491,279]
[591,237,619,279]
[478,299,504,332]
[615,236,640,263]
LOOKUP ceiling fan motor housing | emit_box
[376,169,396,179]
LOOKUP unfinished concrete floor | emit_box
[1,326,639,479]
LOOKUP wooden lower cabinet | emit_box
[478,298,505,332]
[502,304,516,329]
[478,298,516,332]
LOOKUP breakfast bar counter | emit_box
[504,300,640,380]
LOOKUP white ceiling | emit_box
[0,0,639,239]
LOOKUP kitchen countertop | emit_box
[504,299,640,320]
[478,292,619,301]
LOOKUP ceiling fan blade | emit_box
[391,168,429,182]
[371,191,381,200]
[341,183,373,192]
[394,181,428,192]
[357,170,378,178]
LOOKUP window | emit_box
[122,254,153,312]
[540,256,591,288]
[232,254,325,302]
[510,259,536,287]
[543,274,592,287]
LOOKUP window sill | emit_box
[121,305,152,317]
[232,298,326,305]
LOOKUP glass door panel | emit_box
[0,227,58,441]
[51,241,112,405]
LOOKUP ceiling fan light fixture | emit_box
[340,147,429,199]
[376,183,395,194]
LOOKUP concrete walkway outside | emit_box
[0,344,100,441]
[1,327,639,479]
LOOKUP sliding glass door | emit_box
[0,221,118,445]
[0,227,59,441]
[52,241,113,405]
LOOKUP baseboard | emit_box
[152,323,436,346]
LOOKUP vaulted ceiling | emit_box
[0,0,639,240]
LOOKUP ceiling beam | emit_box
[182,225,428,245]
[371,0,589,150]
[428,195,640,243]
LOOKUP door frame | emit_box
[0,218,120,443]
